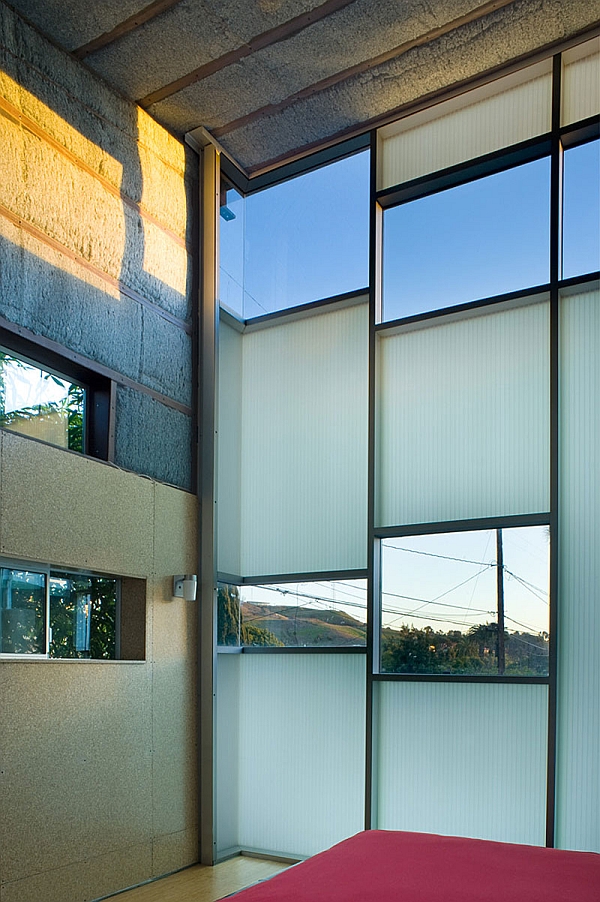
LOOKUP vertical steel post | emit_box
[496,528,505,675]
[198,143,220,865]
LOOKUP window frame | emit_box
[0,325,114,460]
[0,557,131,662]
[374,518,551,684]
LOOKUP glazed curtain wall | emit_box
[213,35,600,861]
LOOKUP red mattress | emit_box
[226,830,600,901]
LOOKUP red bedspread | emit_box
[227,830,600,901]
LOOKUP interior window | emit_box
[0,349,84,452]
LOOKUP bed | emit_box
[224,830,600,901]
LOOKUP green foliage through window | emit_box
[0,350,85,453]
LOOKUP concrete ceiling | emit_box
[7,0,600,175]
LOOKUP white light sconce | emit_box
[173,574,198,601]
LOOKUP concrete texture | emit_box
[218,0,600,169]
[5,0,599,172]
[0,2,194,485]
[1,0,152,52]
[115,386,193,490]
[140,307,193,407]
[147,54,293,134]
[86,0,243,100]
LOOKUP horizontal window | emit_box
[219,150,370,319]
[0,332,113,459]
[0,562,145,660]
[380,525,549,677]
[382,158,551,322]
[0,348,84,452]
[217,580,367,648]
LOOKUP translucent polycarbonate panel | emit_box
[376,681,548,844]
[562,139,600,280]
[561,38,600,126]
[556,285,600,852]
[216,653,240,854]
[219,152,370,319]
[240,301,368,576]
[382,158,550,321]
[217,580,367,647]
[217,318,243,577]
[380,527,550,676]
[378,61,552,190]
[237,653,365,856]
[376,299,550,527]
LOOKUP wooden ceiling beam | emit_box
[212,0,519,139]
[137,0,358,108]
[73,0,185,60]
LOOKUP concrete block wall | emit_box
[0,4,200,900]
[0,0,197,489]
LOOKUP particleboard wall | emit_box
[0,431,199,902]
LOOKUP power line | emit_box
[384,542,495,567]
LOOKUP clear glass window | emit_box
[0,349,85,452]
[217,579,367,648]
[219,150,370,319]
[380,526,549,676]
[0,567,46,655]
[382,158,551,321]
[49,573,118,659]
[562,138,600,280]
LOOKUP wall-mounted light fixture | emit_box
[173,574,197,601]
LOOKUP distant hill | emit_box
[241,602,366,647]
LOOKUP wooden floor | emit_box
[111,857,289,902]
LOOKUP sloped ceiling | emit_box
[6,0,600,174]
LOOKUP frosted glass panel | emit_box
[378,62,552,190]
[376,682,548,844]
[561,38,600,126]
[216,653,240,854]
[557,286,600,853]
[217,319,243,577]
[240,302,368,577]
[237,653,365,856]
[376,300,550,527]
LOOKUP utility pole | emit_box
[496,528,505,675]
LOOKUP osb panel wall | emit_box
[0,432,198,902]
